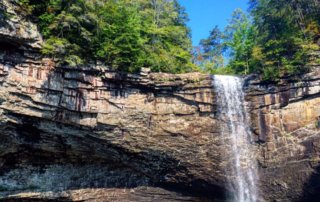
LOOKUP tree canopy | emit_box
[20,0,197,73]
[196,0,320,80]
[17,0,320,78]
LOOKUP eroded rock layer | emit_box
[245,71,320,201]
[0,2,227,199]
[1,0,320,201]
[0,39,227,201]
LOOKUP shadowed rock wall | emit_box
[1,0,320,201]
[245,71,320,201]
[0,2,228,201]
[0,40,226,201]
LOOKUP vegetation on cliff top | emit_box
[195,0,320,80]
[19,0,196,73]
[17,0,320,79]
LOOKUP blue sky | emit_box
[178,0,249,46]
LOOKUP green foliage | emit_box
[224,9,258,75]
[17,0,34,14]
[262,66,280,82]
[195,9,257,76]
[248,0,320,80]
[200,26,225,60]
[18,0,320,77]
[132,0,194,73]
[20,0,195,73]
[93,2,144,72]
[198,26,226,70]
[197,1,319,80]
[208,66,235,75]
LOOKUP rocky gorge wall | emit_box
[0,2,228,201]
[0,51,223,201]
[1,0,320,201]
[245,70,320,201]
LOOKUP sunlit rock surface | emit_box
[0,39,224,201]
[245,70,320,201]
[0,0,320,201]
[0,3,226,200]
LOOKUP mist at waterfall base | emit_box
[213,75,261,202]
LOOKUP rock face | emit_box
[1,1,320,201]
[0,2,227,201]
[245,71,320,201]
[0,52,224,200]
[0,0,42,48]
[0,34,226,202]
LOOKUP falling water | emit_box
[213,75,260,202]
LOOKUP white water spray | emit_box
[213,75,260,202]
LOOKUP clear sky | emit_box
[178,0,249,46]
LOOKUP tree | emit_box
[134,0,194,73]
[224,9,257,75]
[249,0,319,79]
[21,0,196,73]
[197,9,260,75]
[200,26,224,60]
[193,26,226,74]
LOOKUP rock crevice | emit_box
[0,8,224,199]
[1,1,320,201]
[245,71,320,201]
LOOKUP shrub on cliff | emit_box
[20,0,197,73]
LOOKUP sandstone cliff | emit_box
[245,71,320,201]
[0,2,227,201]
[1,1,320,201]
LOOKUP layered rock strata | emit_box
[1,0,320,201]
[0,41,226,201]
[245,70,320,201]
[0,2,228,201]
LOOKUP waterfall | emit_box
[213,75,260,202]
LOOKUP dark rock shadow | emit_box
[0,44,225,201]
[298,164,320,202]
[0,112,225,201]
[0,3,10,29]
